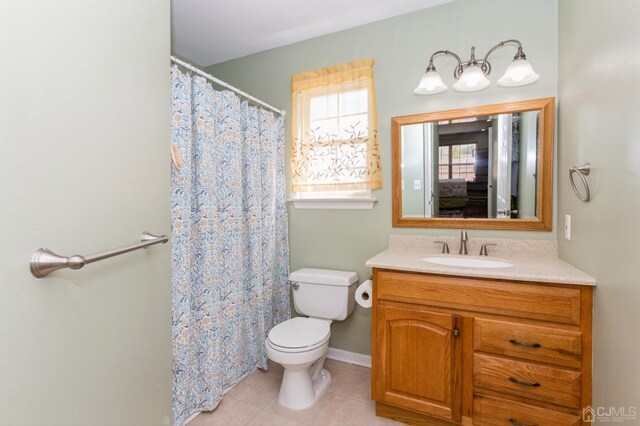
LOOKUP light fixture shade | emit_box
[453,65,490,92]
[498,58,540,87]
[414,70,447,95]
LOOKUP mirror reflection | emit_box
[401,111,540,219]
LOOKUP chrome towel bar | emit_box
[30,232,168,278]
[569,162,591,202]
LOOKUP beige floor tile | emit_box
[324,358,350,393]
[247,410,305,426]
[225,369,282,408]
[189,363,398,426]
[327,372,343,394]
[189,397,260,426]
[262,391,329,424]
[349,364,372,375]
[267,359,284,377]
[323,358,352,376]
[330,366,372,404]
[310,393,403,425]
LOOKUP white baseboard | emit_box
[326,347,372,368]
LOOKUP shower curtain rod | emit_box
[170,56,286,117]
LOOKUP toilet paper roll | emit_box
[355,279,373,308]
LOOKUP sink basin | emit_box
[421,256,513,268]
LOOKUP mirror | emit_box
[392,98,554,230]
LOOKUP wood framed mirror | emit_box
[392,97,554,230]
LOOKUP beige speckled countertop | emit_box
[365,235,595,286]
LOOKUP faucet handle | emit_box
[460,230,468,241]
[434,241,450,254]
[479,243,497,256]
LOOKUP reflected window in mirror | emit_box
[439,143,476,181]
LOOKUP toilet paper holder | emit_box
[355,277,373,308]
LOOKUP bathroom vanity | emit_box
[366,236,594,426]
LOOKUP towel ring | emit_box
[569,162,591,202]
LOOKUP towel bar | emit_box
[569,162,591,202]
[30,232,168,278]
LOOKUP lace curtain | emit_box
[291,59,382,192]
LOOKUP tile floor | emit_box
[189,359,404,426]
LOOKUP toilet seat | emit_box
[267,317,330,353]
[266,335,330,353]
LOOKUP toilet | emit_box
[265,268,358,410]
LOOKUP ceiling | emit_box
[171,0,453,67]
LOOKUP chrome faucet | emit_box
[434,241,450,254]
[459,230,468,255]
[479,243,497,256]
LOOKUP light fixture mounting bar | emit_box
[482,39,526,65]
[426,50,463,79]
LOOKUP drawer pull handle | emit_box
[509,418,538,426]
[509,376,541,387]
[509,339,541,348]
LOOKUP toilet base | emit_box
[277,358,331,410]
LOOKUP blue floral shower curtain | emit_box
[170,65,290,425]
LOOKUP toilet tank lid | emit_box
[289,268,358,286]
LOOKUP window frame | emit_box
[290,78,377,209]
[438,142,477,182]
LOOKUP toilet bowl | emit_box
[266,268,358,410]
[265,317,331,410]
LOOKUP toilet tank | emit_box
[289,268,358,321]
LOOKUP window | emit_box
[439,143,476,181]
[290,60,381,208]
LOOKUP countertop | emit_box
[365,235,596,286]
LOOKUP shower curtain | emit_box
[170,65,290,425]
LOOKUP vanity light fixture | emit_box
[414,39,540,95]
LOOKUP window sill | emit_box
[288,197,377,210]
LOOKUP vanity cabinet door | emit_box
[373,304,462,422]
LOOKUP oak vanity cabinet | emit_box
[374,305,463,422]
[371,269,592,426]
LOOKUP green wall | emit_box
[558,0,640,412]
[208,0,558,355]
[0,1,172,424]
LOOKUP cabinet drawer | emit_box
[474,353,581,409]
[473,394,581,426]
[376,271,581,325]
[474,318,582,368]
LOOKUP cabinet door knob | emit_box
[452,329,460,337]
[509,339,541,348]
[509,376,541,387]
